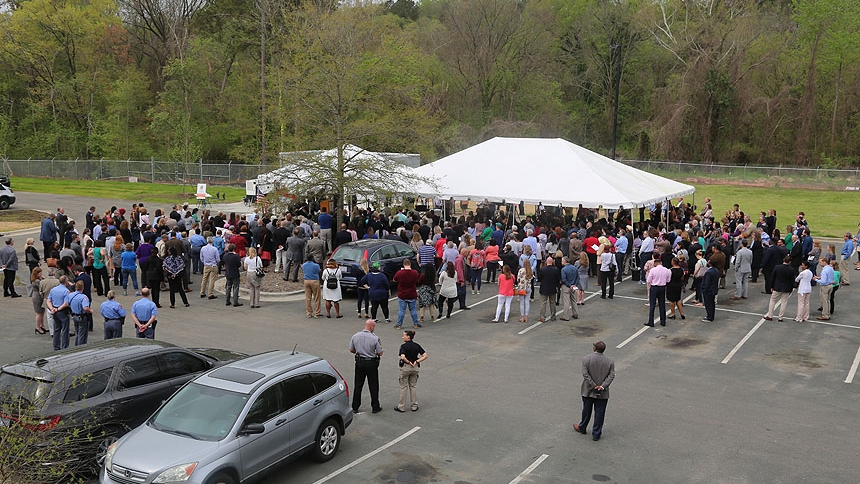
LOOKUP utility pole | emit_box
[610,44,622,160]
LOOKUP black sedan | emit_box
[331,239,418,290]
[0,339,246,475]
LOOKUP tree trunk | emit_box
[795,31,821,166]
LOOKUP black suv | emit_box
[0,339,246,474]
[331,239,418,290]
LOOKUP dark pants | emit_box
[168,277,188,306]
[437,295,456,317]
[352,357,380,412]
[763,266,774,294]
[579,396,608,439]
[599,270,615,298]
[485,261,498,282]
[830,285,839,314]
[615,253,626,282]
[73,314,90,346]
[53,311,70,350]
[190,247,201,274]
[703,290,716,321]
[104,319,123,339]
[93,266,109,296]
[42,241,53,261]
[149,283,161,307]
[587,252,598,276]
[286,259,301,281]
[225,276,240,305]
[136,320,156,339]
[357,288,369,314]
[2,269,17,296]
[370,299,389,320]
[648,285,667,325]
[457,282,467,308]
[639,252,653,282]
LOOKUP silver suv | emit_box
[101,350,353,484]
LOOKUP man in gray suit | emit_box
[284,228,307,282]
[573,341,615,441]
[305,230,326,272]
[731,239,753,300]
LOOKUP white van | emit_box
[0,178,15,209]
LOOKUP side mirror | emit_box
[239,423,265,436]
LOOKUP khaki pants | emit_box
[819,285,833,319]
[839,257,850,284]
[561,284,578,319]
[397,365,420,411]
[304,280,321,317]
[539,293,556,321]
[200,265,217,296]
[765,291,791,319]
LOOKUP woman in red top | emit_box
[584,231,600,277]
[492,265,516,323]
[484,239,501,284]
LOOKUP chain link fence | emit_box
[0,158,269,186]
[619,159,860,190]
[4,157,860,191]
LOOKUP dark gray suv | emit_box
[101,350,353,484]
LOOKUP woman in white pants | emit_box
[493,265,516,323]
[516,264,533,323]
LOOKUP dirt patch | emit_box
[240,269,306,294]
[375,452,449,484]
[0,209,45,233]
[569,324,601,338]
[764,349,823,369]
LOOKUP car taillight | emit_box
[330,364,349,397]
[1,413,61,431]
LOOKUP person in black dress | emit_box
[666,257,685,319]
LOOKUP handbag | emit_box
[46,257,58,267]
[516,289,527,296]
[255,257,265,277]
[260,250,271,261]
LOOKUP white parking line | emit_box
[311,426,421,484]
[508,454,549,484]
[721,319,766,364]
[616,326,650,349]
[845,346,860,384]
[683,292,697,304]
[450,294,496,317]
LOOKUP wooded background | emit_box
[0,0,857,167]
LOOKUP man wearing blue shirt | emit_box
[199,237,220,299]
[814,258,834,321]
[131,288,158,339]
[67,280,93,346]
[840,232,853,286]
[47,275,71,350]
[560,257,580,321]
[302,257,322,318]
[614,229,628,283]
[100,290,127,339]
[189,229,207,275]
[318,207,333,254]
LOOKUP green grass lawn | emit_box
[12,177,246,206]
[685,184,859,238]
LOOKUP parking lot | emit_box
[2,193,859,483]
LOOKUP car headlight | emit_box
[104,442,117,470]
[153,462,198,483]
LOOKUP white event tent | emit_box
[410,137,695,209]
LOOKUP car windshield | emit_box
[333,246,366,262]
[149,382,248,441]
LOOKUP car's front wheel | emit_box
[92,425,127,474]
[207,471,237,484]
[312,419,341,462]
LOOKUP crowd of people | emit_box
[3,196,858,355]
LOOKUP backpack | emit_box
[470,250,485,269]
[326,270,339,289]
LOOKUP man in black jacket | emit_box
[763,256,796,322]
[537,257,560,322]
[222,243,243,307]
[761,239,789,294]
[701,261,720,322]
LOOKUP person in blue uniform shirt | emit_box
[131,287,158,339]
[100,290,127,339]
[47,275,71,350]
[67,280,93,346]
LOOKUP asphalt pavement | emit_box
[1,192,859,483]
